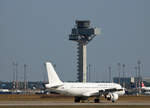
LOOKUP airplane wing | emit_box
[82,91,99,97]
[99,88,123,95]
[82,88,123,97]
[45,83,64,89]
[99,88,116,93]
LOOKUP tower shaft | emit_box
[77,42,87,82]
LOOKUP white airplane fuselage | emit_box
[141,87,150,95]
[46,82,124,97]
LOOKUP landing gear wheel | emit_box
[74,97,80,103]
[94,98,100,103]
[112,100,115,103]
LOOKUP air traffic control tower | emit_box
[69,20,100,82]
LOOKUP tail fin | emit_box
[141,82,145,87]
[45,62,63,87]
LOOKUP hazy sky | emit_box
[0,0,150,82]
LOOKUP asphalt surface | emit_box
[0,101,150,106]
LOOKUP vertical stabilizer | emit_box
[141,82,145,87]
[45,62,63,87]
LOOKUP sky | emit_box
[0,0,150,82]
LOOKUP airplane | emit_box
[44,62,125,103]
[0,89,11,94]
[141,82,150,95]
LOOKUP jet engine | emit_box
[105,93,119,102]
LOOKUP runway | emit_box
[0,101,150,106]
[0,95,150,106]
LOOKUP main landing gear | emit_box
[74,97,89,103]
[74,97,80,103]
[74,97,100,103]
[94,98,100,103]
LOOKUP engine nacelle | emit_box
[105,93,119,102]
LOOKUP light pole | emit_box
[122,64,126,88]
